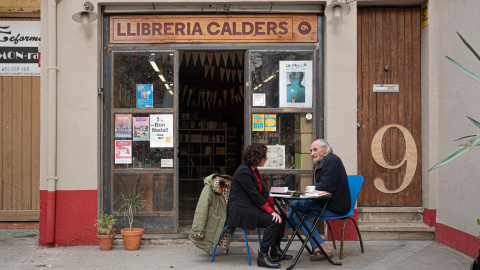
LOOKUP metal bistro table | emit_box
[271,193,342,269]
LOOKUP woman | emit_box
[226,144,292,268]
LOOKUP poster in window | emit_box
[115,140,132,164]
[136,84,153,108]
[259,145,285,169]
[264,114,277,132]
[252,114,264,131]
[279,61,313,108]
[114,114,132,138]
[133,117,149,141]
[150,114,173,148]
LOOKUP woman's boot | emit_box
[270,245,293,261]
[257,250,281,268]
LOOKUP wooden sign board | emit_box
[110,14,317,44]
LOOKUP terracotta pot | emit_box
[97,233,115,251]
[121,228,144,250]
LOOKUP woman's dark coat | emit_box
[226,163,270,230]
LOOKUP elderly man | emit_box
[287,139,351,260]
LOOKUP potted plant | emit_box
[117,190,147,250]
[95,209,116,251]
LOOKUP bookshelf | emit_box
[178,129,227,181]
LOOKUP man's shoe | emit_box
[257,250,281,268]
[270,245,293,261]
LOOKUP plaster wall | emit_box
[40,0,99,191]
[324,0,358,174]
[431,0,480,237]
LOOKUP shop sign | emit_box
[110,14,317,43]
[0,21,41,76]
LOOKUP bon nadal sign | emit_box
[110,14,317,43]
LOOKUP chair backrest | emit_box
[346,175,364,217]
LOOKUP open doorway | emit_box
[178,51,245,231]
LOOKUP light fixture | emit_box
[158,74,166,82]
[325,0,351,21]
[72,1,97,28]
[149,55,160,72]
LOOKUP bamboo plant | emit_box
[428,32,480,172]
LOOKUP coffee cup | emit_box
[306,186,316,192]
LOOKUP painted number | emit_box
[371,124,418,194]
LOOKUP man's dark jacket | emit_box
[313,153,351,215]
[226,163,269,230]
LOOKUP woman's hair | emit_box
[243,143,267,167]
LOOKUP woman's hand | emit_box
[271,211,282,224]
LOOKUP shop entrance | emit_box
[177,51,245,230]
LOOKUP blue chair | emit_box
[211,225,262,265]
[321,175,365,259]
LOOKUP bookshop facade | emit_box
[105,11,325,232]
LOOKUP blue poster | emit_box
[136,84,153,108]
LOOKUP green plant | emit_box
[428,32,480,172]
[117,190,147,231]
[95,209,116,235]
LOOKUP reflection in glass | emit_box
[113,173,174,213]
[252,113,313,170]
[114,52,175,108]
[250,51,313,108]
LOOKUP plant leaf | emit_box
[457,32,480,62]
[455,135,476,141]
[467,116,480,129]
[428,134,480,171]
[445,56,480,83]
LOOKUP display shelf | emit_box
[178,128,227,180]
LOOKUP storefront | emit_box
[103,11,324,232]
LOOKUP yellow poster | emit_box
[252,114,264,131]
[264,114,277,132]
[421,4,428,28]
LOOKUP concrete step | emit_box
[358,222,435,240]
[357,207,423,223]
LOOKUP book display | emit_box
[179,126,227,180]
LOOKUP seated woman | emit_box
[226,144,292,269]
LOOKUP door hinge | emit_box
[98,88,103,95]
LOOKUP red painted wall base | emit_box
[423,208,437,227]
[39,190,97,246]
[326,209,359,241]
[436,223,480,258]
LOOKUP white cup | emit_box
[306,186,316,192]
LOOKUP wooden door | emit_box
[0,75,40,220]
[357,7,421,207]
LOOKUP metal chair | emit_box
[321,175,365,259]
[211,225,262,265]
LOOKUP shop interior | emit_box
[178,50,245,228]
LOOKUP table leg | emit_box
[285,199,342,268]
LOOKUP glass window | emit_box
[253,113,313,170]
[250,51,314,108]
[113,52,175,108]
[113,173,174,213]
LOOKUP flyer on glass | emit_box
[133,117,149,141]
[252,114,264,131]
[150,114,173,148]
[279,61,313,108]
[260,145,285,169]
[114,114,132,138]
[264,114,277,132]
[136,84,154,108]
[115,140,132,164]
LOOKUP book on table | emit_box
[303,190,328,197]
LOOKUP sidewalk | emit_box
[0,229,472,270]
